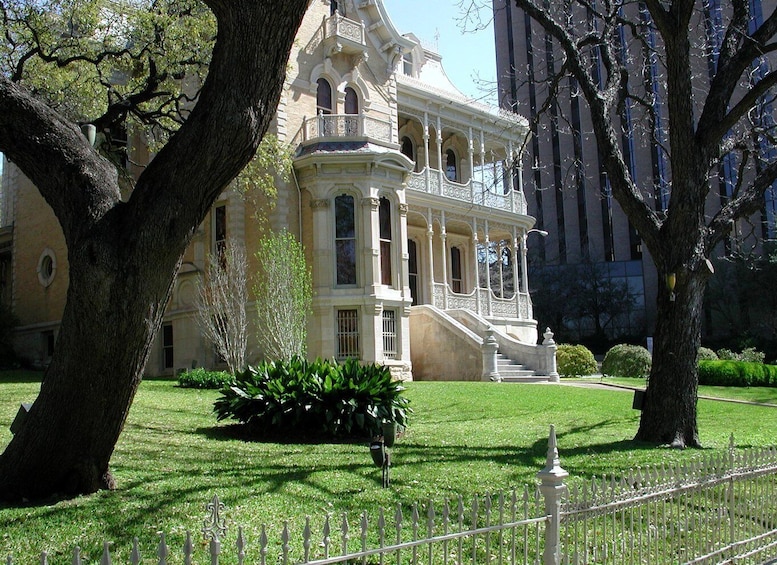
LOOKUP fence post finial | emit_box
[537,425,568,565]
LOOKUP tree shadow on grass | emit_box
[197,423,373,446]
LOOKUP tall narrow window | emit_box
[408,239,418,305]
[336,309,359,360]
[162,323,174,369]
[450,246,462,293]
[382,310,397,359]
[379,197,392,286]
[214,204,227,264]
[335,194,357,285]
[445,149,458,182]
[343,87,359,135]
[344,87,359,114]
[316,78,333,115]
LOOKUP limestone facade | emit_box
[3,0,553,380]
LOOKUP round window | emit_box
[37,249,57,287]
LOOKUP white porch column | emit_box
[440,211,448,310]
[423,112,430,193]
[484,219,491,316]
[508,140,515,207]
[468,126,475,200]
[513,230,522,319]
[498,240,505,299]
[521,229,530,295]
[479,131,486,186]
[436,115,443,194]
[426,210,435,306]
[472,220,481,315]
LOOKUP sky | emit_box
[383,0,497,103]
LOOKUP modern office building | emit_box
[493,0,777,342]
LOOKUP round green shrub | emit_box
[556,344,598,377]
[177,368,234,389]
[601,344,652,378]
[697,347,718,362]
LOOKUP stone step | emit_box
[495,354,550,383]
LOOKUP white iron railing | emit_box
[432,282,531,320]
[7,428,777,565]
[293,113,393,146]
[407,170,528,215]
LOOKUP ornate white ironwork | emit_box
[11,436,777,565]
[202,494,227,542]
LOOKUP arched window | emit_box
[344,87,359,115]
[401,136,414,163]
[379,197,392,286]
[317,78,333,115]
[335,194,356,285]
[445,148,458,182]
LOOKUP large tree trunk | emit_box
[0,220,181,497]
[635,264,709,448]
[0,0,309,501]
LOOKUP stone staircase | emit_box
[495,353,548,383]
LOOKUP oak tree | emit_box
[0,0,309,500]
[499,0,777,447]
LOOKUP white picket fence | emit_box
[7,426,777,564]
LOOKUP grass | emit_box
[598,375,777,405]
[1,372,776,563]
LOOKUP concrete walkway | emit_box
[557,376,777,408]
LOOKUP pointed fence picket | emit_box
[6,427,777,565]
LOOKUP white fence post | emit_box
[537,425,567,565]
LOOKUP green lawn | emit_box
[1,373,776,563]
[598,375,777,405]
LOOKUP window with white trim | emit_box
[379,197,393,286]
[162,322,174,369]
[335,194,357,285]
[450,246,463,293]
[336,309,360,360]
[382,309,397,360]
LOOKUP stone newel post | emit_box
[481,326,500,381]
[542,327,559,383]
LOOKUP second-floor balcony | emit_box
[322,14,367,57]
[406,169,527,215]
[292,113,528,216]
[293,113,394,146]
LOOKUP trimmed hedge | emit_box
[601,344,651,379]
[698,360,777,387]
[177,368,234,389]
[214,357,410,439]
[556,344,598,377]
